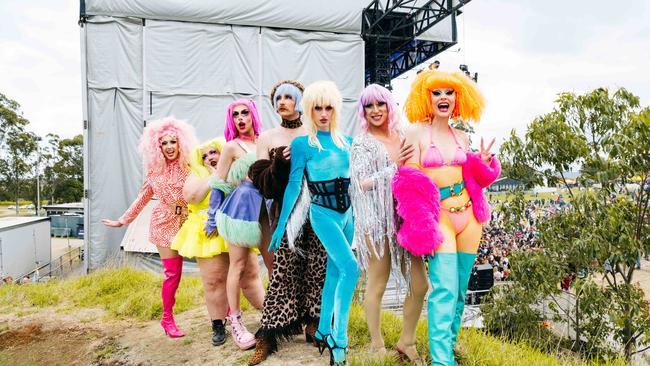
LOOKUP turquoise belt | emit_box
[439,180,465,200]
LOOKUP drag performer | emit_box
[394,70,500,365]
[102,116,198,338]
[207,99,264,350]
[270,81,358,366]
[171,138,265,346]
[349,84,427,364]
[247,80,327,365]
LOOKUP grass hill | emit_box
[0,267,622,365]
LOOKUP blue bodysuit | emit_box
[271,130,359,359]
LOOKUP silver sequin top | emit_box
[349,132,409,288]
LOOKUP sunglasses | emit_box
[232,109,250,118]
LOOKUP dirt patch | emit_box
[0,323,44,348]
[0,307,331,366]
[0,323,103,366]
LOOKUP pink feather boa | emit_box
[392,166,443,256]
[462,152,501,223]
[391,153,501,256]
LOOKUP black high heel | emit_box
[313,330,329,355]
[325,337,348,366]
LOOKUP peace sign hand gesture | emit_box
[480,137,496,163]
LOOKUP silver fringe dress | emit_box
[349,132,410,288]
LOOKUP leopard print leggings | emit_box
[258,220,327,339]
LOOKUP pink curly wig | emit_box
[224,99,262,142]
[139,116,198,174]
[357,84,401,134]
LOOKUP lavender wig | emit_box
[273,83,303,113]
[356,84,401,134]
[224,98,262,142]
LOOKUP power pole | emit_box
[36,150,41,216]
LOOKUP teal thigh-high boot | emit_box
[450,252,476,354]
[427,253,458,366]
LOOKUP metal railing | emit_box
[21,246,83,282]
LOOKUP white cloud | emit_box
[0,0,648,148]
[0,0,81,139]
[392,0,650,153]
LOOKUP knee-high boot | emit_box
[427,253,458,366]
[161,256,184,338]
[450,253,476,350]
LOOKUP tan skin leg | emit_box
[436,213,459,253]
[157,246,180,259]
[226,245,250,313]
[364,237,392,350]
[240,251,265,310]
[456,214,483,254]
[258,205,274,275]
[197,254,229,320]
[397,254,428,358]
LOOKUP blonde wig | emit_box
[404,70,485,125]
[188,137,226,178]
[301,80,347,150]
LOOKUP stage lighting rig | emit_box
[362,0,473,87]
[459,64,478,83]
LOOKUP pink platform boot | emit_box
[160,256,185,338]
[228,311,255,350]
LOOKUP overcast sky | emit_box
[1,0,648,150]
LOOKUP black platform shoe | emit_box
[211,319,226,346]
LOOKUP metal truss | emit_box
[362,0,472,87]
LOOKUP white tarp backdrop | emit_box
[81,0,455,270]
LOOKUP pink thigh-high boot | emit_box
[161,256,185,338]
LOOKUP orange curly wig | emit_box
[404,70,485,124]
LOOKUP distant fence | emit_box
[375,277,513,315]
[21,246,83,282]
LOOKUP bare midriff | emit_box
[406,162,470,209]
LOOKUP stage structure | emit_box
[363,0,472,87]
[79,0,469,271]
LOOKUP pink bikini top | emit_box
[421,125,467,168]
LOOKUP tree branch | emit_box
[631,345,650,356]
[550,295,577,326]
[603,272,615,289]
[559,171,576,201]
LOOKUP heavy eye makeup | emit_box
[432,89,454,97]
[277,94,293,101]
[232,110,250,118]
[363,101,387,109]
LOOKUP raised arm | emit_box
[350,139,393,192]
[403,124,422,167]
[205,143,237,235]
[256,130,271,160]
[268,138,308,251]
[214,142,236,181]
[107,172,154,226]
[183,174,211,204]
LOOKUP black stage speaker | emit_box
[467,264,494,304]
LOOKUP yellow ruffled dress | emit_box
[171,192,228,258]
